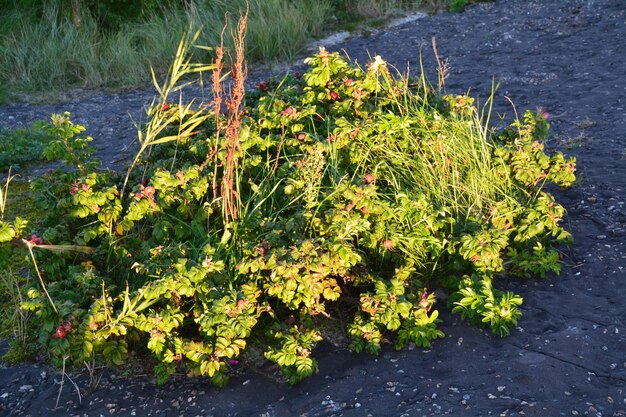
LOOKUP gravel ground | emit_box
[0,1,625,416]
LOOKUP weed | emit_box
[556,132,589,150]
[574,117,597,129]
[448,0,494,13]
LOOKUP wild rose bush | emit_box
[0,47,575,385]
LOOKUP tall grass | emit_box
[350,86,515,221]
[0,1,329,97]
[0,0,432,100]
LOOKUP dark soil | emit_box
[1,0,625,416]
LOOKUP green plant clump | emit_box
[0,43,575,386]
[0,122,58,171]
[448,0,495,13]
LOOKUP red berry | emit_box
[383,239,394,250]
[364,173,376,184]
[257,81,270,92]
[297,133,306,141]
[329,91,340,100]
[281,107,298,118]
[162,103,170,111]
[53,326,67,339]
[143,186,156,198]
[29,234,44,245]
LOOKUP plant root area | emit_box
[0,0,625,416]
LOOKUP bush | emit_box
[0,36,575,385]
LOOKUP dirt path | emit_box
[1,1,625,416]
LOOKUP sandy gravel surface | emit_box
[1,1,625,416]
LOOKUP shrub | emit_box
[0,35,575,385]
